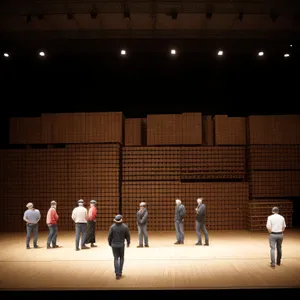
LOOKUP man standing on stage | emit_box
[195,197,209,246]
[23,202,41,249]
[84,200,98,247]
[72,199,89,251]
[136,202,149,248]
[174,199,186,245]
[108,214,131,280]
[46,200,60,249]
[266,207,286,268]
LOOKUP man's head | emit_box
[114,214,123,223]
[26,202,33,209]
[197,198,203,204]
[175,199,181,206]
[90,200,97,206]
[51,201,57,208]
[78,199,84,206]
[139,202,146,209]
[272,207,279,214]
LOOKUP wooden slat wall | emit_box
[125,118,142,146]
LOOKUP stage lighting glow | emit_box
[284,53,290,57]
[39,51,45,57]
[171,49,176,55]
[121,49,126,55]
[3,53,9,57]
[217,50,223,56]
[258,51,264,56]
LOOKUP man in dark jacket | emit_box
[195,198,209,246]
[174,199,186,244]
[136,202,149,248]
[108,214,131,280]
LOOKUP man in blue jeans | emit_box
[23,202,41,249]
[195,198,209,246]
[72,199,89,251]
[46,201,60,249]
[174,199,186,245]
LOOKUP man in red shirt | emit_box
[46,201,60,249]
[84,200,97,247]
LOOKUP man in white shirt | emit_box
[72,199,89,251]
[266,207,286,268]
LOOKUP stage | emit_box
[0,230,300,290]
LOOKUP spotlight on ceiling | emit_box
[3,53,9,58]
[258,51,264,56]
[284,53,290,58]
[39,51,45,57]
[121,49,126,56]
[170,49,176,55]
[217,50,223,56]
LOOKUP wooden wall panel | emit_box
[9,117,42,144]
[125,118,142,146]
[147,114,182,145]
[215,115,246,145]
[182,112,202,145]
[248,115,300,144]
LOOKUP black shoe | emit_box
[76,248,80,251]
[47,245,51,249]
[26,246,30,249]
[116,274,121,280]
[180,241,184,244]
[174,241,180,245]
[52,245,61,248]
[195,242,202,245]
[204,243,209,246]
[34,245,40,248]
[137,245,143,248]
[145,245,149,248]
[81,245,90,249]
[91,244,97,247]
[276,262,281,266]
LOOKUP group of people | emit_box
[23,197,286,279]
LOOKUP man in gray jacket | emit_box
[174,199,186,245]
[195,198,209,246]
[136,202,149,248]
[108,214,131,280]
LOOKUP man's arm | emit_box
[125,226,131,247]
[266,217,272,233]
[141,211,148,224]
[23,211,30,223]
[180,205,186,218]
[282,218,286,232]
[37,210,41,222]
[108,226,113,246]
[71,209,76,221]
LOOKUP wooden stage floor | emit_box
[0,230,300,290]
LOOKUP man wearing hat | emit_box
[84,200,98,247]
[108,215,131,280]
[136,202,149,248]
[72,199,89,251]
[23,202,41,249]
[46,201,60,249]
